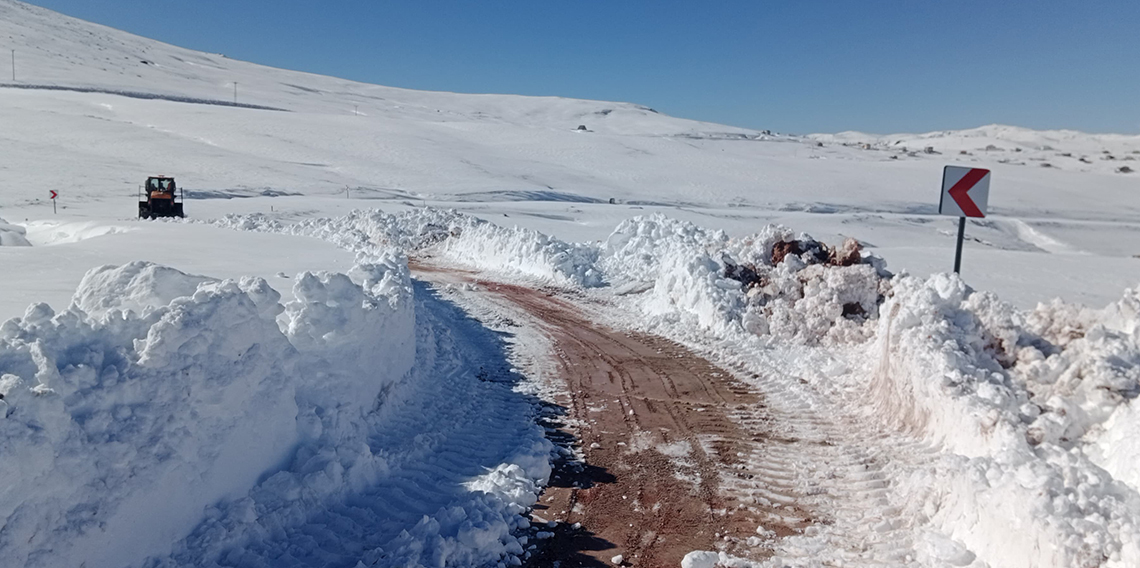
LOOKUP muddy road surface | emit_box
[412,265,822,567]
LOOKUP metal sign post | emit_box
[953,217,966,273]
[50,190,58,214]
[939,166,991,274]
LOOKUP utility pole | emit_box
[233,82,238,104]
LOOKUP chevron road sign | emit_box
[940,166,990,218]
[938,166,993,274]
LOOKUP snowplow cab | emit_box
[139,176,184,218]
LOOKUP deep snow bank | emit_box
[605,217,1140,567]
[597,217,1140,567]
[866,274,1140,567]
[153,266,551,568]
[0,216,31,246]
[0,259,415,568]
[212,210,884,342]
[212,209,602,287]
[1023,290,1140,489]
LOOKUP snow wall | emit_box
[0,258,415,568]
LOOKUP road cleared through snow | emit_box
[411,262,921,566]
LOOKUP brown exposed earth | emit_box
[411,263,817,567]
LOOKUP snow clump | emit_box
[0,216,31,246]
[600,214,889,343]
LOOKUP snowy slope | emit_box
[0,0,696,128]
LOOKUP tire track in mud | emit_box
[484,281,797,567]
[409,265,809,566]
[412,264,920,567]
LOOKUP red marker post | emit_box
[50,190,58,214]
[938,166,991,274]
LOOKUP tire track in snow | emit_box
[707,348,944,567]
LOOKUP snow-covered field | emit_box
[2,0,1140,566]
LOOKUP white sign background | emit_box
[939,166,991,218]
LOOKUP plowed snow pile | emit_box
[0,217,31,246]
[212,208,1140,567]
[599,215,1140,567]
[0,259,412,566]
[0,250,552,567]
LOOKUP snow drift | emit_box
[212,209,886,342]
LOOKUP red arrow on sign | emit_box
[50,190,58,199]
[947,168,987,217]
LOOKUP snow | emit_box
[0,252,552,567]
[71,260,214,316]
[809,124,1140,176]
[1,0,1140,566]
[0,265,307,568]
[1094,402,1140,489]
[0,216,31,246]
[681,550,724,568]
[0,220,356,323]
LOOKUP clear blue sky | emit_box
[24,0,1140,134]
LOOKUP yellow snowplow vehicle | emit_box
[138,176,185,218]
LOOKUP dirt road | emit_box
[412,264,821,567]
[483,281,815,567]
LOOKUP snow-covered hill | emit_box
[0,0,706,128]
